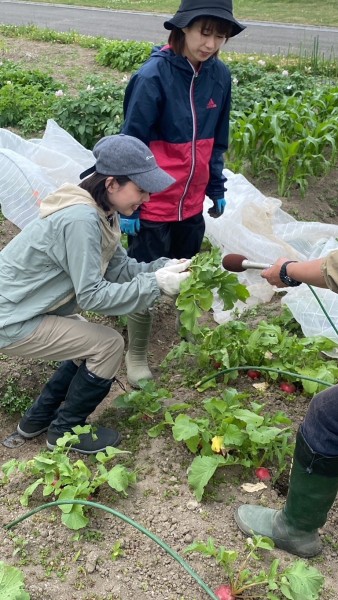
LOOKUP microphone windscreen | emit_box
[222,253,247,272]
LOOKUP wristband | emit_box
[279,261,302,287]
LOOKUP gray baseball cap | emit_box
[80,134,175,193]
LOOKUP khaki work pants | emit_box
[3,314,124,380]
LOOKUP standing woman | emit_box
[120,0,245,259]
[0,134,190,454]
[120,0,245,385]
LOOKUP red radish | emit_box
[279,382,296,394]
[214,584,235,600]
[255,467,271,481]
[212,361,222,369]
[247,369,261,380]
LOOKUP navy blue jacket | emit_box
[122,46,231,222]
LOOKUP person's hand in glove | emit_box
[165,258,193,267]
[208,198,226,218]
[155,260,191,296]
[119,209,141,236]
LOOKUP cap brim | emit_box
[130,167,176,194]
[164,10,246,38]
[79,165,96,180]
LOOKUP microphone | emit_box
[222,253,272,272]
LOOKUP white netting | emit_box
[0,120,94,229]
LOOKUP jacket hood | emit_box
[39,184,102,218]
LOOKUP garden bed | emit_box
[0,35,338,600]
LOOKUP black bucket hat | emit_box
[164,0,246,38]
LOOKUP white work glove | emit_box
[165,258,192,267]
[155,260,191,296]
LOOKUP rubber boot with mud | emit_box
[235,428,338,557]
[17,360,79,438]
[46,362,121,454]
[125,312,153,388]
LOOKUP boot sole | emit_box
[46,432,122,454]
[17,424,49,439]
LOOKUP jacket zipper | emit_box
[178,64,199,221]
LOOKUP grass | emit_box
[13,0,338,27]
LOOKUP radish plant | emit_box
[1,426,136,530]
[176,247,249,339]
[163,319,338,393]
[148,389,293,500]
[185,535,324,600]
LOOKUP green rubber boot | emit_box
[125,312,153,388]
[235,429,338,557]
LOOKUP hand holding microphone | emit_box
[222,253,272,272]
[222,254,302,287]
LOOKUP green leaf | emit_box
[20,478,43,506]
[172,414,200,441]
[95,446,129,464]
[222,424,247,446]
[234,409,264,427]
[58,486,80,512]
[147,422,166,438]
[184,537,218,557]
[247,426,283,445]
[0,561,30,600]
[279,560,324,600]
[107,464,136,495]
[185,434,202,454]
[61,504,89,530]
[188,454,226,501]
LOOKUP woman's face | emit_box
[105,178,149,215]
[182,20,226,67]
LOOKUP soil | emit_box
[1,36,338,600]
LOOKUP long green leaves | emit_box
[229,87,338,196]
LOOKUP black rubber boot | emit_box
[235,428,338,557]
[46,363,121,454]
[17,360,79,438]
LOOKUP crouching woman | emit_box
[0,134,190,454]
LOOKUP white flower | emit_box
[86,84,94,91]
[286,85,292,90]
[6,80,12,85]
[232,77,239,85]
[281,70,289,76]
[55,89,64,97]
[121,75,129,82]
[258,59,266,66]
[248,56,255,61]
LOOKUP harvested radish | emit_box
[279,382,296,394]
[247,369,261,380]
[214,584,235,600]
[255,467,271,481]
